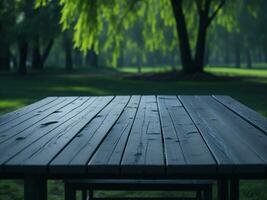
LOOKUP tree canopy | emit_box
[36,0,229,73]
[0,0,266,74]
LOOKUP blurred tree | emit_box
[16,0,34,74]
[0,0,15,71]
[86,48,98,68]
[252,0,267,63]
[31,2,60,70]
[63,30,73,71]
[36,0,226,74]
[170,0,226,73]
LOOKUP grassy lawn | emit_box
[118,65,267,78]
[0,67,267,200]
[206,67,267,78]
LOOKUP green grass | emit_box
[119,66,174,73]
[119,65,267,78]
[206,67,267,78]
[0,67,267,200]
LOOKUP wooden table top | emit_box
[0,95,267,178]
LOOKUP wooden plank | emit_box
[0,97,65,133]
[0,97,57,126]
[179,96,266,175]
[0,97,92,165]
[157,96,216,175]
[0,97,78,144]
[213,95,267,134]
[5,96,114,173]
[88,96,141,174]
[202,96,267,163]
[121,96,165,175]
[49,96,130,174]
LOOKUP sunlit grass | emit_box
[206,67,267,78]
[119,65,267,79]
[0,100,27,115]
[119,66,174,73]
[50,86,109,95]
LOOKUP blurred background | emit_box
[0,0,267,199]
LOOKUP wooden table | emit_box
[0,95,266,200]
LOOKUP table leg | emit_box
[24,176,47,200]
[88,190,93,200]
[230,178,239,200]
[65,182,76,200]
[82,190,87,200]
[203,184,212,200]
[217,178,229,200]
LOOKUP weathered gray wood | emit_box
[49,96,130,174]
[157,96,216,174]
[179,96,266,174]
[0,97,91,165]
[0,97,57,126]
[0,97,65,133]
[0,95,267,178]
[213,95,267,135]
[0,97,77,144]
[5,96,113,173]
[204,96,267,164]
[121,96,165,175]
[88,96,141,174]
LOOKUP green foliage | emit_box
[35,0,180,66]
[0,0,16,43]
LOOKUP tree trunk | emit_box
[32,36,53,70]
[204,45,210,66]
[264,45,267,63]
[234,41,241,68]
[224,36,230,65]
[223,32,230,65]
[224,51,230,65]
[0,21,10,71]
[137,60,142,74]
[86,49,98,68]
[63,32,72,71]
[90,50,98,68]
[245,48,252,68]
[0,46,10,71]
[32,35,41,70]
[0,32,10,71]
[137,51,142,73]
[170,0,194,73]
[40,39,54,68]
[194,11,209,73]
[18,34,28,75]
[171,50,176,70]
[117,48,124,68]
[74,50,83,67]
[10,51,17,69]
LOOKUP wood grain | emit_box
[158,95,216,174]
[179,95,266,174]
[213,95,267,135]
[121,96,165,175]
[5,97,113,173]
[88,96,141,174]
[49,96,129,174]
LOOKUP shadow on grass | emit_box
[0,73,267,115]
